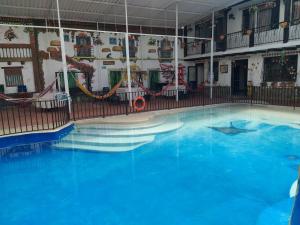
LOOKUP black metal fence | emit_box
[0,99,70,136]
[2,86,300,136]
[71,87,232,120]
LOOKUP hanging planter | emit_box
[280,21,288,29]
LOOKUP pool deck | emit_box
[2,103,300,137]
[75,103,300,125]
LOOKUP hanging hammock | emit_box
[0,79,58,104]
[136,80,173,97]
[74,77,124,100]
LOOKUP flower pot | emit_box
[246,30,253,36]
[280,21,288,29]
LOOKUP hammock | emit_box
[0,79,57,104]
[74,78,124,100]
[136,81,173,97]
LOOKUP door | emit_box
[196,63,205,85]
[188,66,197,90]
[231,59,248,95]
[109,71,122,88]
[149,70,160,91]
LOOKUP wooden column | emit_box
[29,30,45,92]
[284,0,291,43]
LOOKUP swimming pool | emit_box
[0,104,299,225]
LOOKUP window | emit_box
[75,35,92,57]
[195,21,211,38]
[292,0,300,24]
[263,55,298,82]
[242,9,255,32]
[257,8,273,30]
[242,2,279,32]
[3,67,23,87]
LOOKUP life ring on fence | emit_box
[133,96,146,112]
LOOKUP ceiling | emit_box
[0,0,243,28]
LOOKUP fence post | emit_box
[294,86,296,110]
[202,88,205,106]
[71,97,75,121]
[125,93,128,115]
[250,86,253,106]
[102,99,105,118]
[230,87,233,103]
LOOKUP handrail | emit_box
[290,167,300,225]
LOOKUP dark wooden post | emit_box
[29,30,45,92]
[283,0,291,43]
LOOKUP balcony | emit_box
[227,31,249,50]
[186,22,289,57]
[289,20,300,41]
[186,40,216,56]
[0,44,32,62]
[254,25,284,46]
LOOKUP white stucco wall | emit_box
[0,26,193,94]
[0,26,35,94]
[227,0,286,34]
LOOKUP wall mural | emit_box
[4,27,17,41]
[45,38,95,91]
[158,38,174,63]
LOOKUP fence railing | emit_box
[0,99,70,136]
[227,31,250,50]
[254,25,284,46]
[71,87,232,120]
[2,86,300,136]
[187,23,287,55]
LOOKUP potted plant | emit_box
[246,29,253,36]
[280,21,288,28]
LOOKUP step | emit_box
[76,119,165,131]
[72,122,184,137]
[54,142,147,152]
[61,135,155,146]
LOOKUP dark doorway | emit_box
[188,66,197,90]
[196,63,205,85]
[231,59,248,95]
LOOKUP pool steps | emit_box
[72,122,183,137]
[54,119,183,152]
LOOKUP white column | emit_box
[175,2,179,101]
[124,0,132,106]
[210,11,215,99]
[56,0,71,114]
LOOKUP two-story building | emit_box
[185,0,300,95]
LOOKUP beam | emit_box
[56,0,71,114]
[75,0,205,15]
[175,2,179,102]
[210,11,215,99]
[124,0,132,107]
[0,4,176,23]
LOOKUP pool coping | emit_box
[0,122,74,139]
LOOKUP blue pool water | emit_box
[0,105,299,225]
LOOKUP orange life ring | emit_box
[133,96,146,112]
